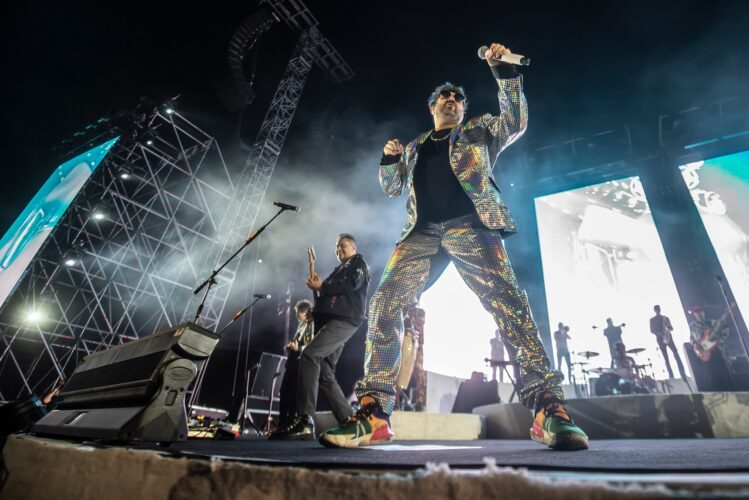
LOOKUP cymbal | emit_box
[635,364,649,370]
[578,351,599,358]
[626,348,646,354]
[573,361,589,366]
[587,367,609,374]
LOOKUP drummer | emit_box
[612,342,636,379]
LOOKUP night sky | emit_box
[4,1,749,233]
[3,1,749,405]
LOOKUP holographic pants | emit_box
[356,214,562,414]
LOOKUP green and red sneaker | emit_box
[319,396,394,449]
[531,396,589,451]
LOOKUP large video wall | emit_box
[680,151,749,327]
[535,176,690,378]
[0,138,118,309]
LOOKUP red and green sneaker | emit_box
[319,396,394,448]
[531,396,589,451]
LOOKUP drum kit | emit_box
[572,347,659,397]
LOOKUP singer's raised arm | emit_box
[467,71,528,163]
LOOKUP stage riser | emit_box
[473,392,749,439]
[314,411,485,440]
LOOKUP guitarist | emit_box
[649,305,687,380]
[277,299,314,427]
[270,234,371,440]
[689,305,732,391]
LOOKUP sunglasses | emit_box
[438,90,466,102]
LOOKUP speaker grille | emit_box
[64,350,167,393]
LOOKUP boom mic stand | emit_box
[186,205,295,419]
[192,205,291,325]
[716,275,749,359]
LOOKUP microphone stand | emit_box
[716,276,749,359]
[187,206,293,417]
[192,206,290,325]
[188,296,267,414]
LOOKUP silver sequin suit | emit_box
[355,75,563,414]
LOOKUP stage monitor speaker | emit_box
[451,373,500,413]
[31,322,219,442]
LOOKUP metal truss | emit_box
[265,0,354,83]
[217,2,354,302]
[0,0,354,402]
[0,110,237,400]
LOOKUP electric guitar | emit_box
[307,246,316,283]
[692,305,733,362]
[284,247,318,353]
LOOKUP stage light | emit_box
[64,259,77,267]
[139,128,157,147]
[162,99,177,116]
[120,173,130,180]
[25,310,42,323]
[92,212,106,221]
[258,259,263,263]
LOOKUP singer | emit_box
[320,42,588,451]
[269,234,371,440]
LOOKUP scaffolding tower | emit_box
[0,0,353,402]
[0,109,237,400]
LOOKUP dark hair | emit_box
[294,299,313,313]
[338,233,356,245]
[428,81,469,111]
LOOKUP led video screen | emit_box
[0,138,118,309]
[535,176,690,379]
[680,151,749,327]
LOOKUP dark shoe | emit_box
[531,395,589,451]
[268,414,315,441]
[318,396,394,448]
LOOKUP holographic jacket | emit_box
[379,75,528,243]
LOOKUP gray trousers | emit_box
[297,318,357,423]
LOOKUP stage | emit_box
[136,437,749,472]
[3,434,749,499]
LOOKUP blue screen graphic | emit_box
[0,138,119,308]
[680,151,749,326]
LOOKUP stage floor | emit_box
[135,438,749,473]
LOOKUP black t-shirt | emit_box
[412,129,476,224]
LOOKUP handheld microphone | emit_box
[478,46,530,66]
[254,293,271,299]
[273,201,300,212]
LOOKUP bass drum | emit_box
[594,372,633,396]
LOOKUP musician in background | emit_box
[553,323,572,382]
[277,300,314,427]
[603,318,624,367]
[270,234,371,440]
[649,305,687,380]
[612,341,636,379]
[689,306,732,391]
[489,329,505,382]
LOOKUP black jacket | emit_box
[314,254,371,325]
